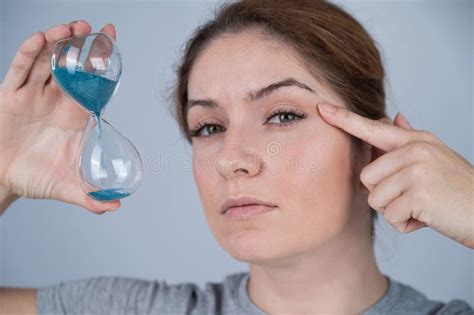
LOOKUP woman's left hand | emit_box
[317,102,474,249]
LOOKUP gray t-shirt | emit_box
[37,272,473,314]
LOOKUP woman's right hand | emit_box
[0,20,121,214]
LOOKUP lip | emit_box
[223,204,277,219]
[220,196,277,215]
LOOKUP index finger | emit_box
[317,102,412,152]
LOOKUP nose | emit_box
[216,129,264,180]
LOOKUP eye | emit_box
[188,107,307,139]
[266,108,307,126]
[188,122,225,139]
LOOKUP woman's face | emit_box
[187,30,369,265]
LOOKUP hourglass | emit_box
[50,32,142,201]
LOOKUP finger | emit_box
[68,20,92,36]
[317,102,414,152]
[366,163,412,212]
[394,112,413,129]
[380,116,393,125]
[367,116,392,162]
[100,24,116,41]
[52,177,121,213]
[403,218,427,233]
[25,24,72,87]
[361,142,439,191]
[82,24,117,74]
[382,190,427,233]
[82,194,121,213]
[2,32,46,91]
[45,20,93,88]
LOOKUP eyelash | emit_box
[188,107,308,139]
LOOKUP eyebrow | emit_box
[185,77,316,111]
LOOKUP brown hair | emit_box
[169,0,387,242]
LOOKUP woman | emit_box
[0,1,472,314]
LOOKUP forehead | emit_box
[187,30,322,100]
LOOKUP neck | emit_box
[247,219,388,314]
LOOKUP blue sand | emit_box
[54,66,128,201]
[88,189,131,201]
[53,66,118,118]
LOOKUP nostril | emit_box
[233,168,248,174]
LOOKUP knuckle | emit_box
[19,44,40,60]
[412,187,428,205]
[360,166,372,185]
[366,119,382,134]
[407,162,427,179]
[44,26,60,40]
[342,109,350,120]
[367,192,379,209]
[409,142,434,159]
[417,130,441,143]
[12,60,30,73]
[45,25,60,35]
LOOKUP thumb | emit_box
[82,193,121,214]
[53,178,121,214]
[394,112,413,129]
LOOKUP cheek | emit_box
[271,126,355,243]
[192,148,226,229]
[192,150,217,208]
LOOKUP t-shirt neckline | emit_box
[236,273,401,314]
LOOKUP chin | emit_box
[215,228,269,261]
[217,222,345,267]
[217,228,294,265]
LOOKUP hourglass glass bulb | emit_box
[50,32,121,117]
[50,32,143,201]
[78,116,143,201]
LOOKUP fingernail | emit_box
[319,103,336,114]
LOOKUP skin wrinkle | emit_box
[187,30,387,314]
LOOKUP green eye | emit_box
[268,112,299,124]
[189,108,307,139]
[266,108,307,126]
[189,123,224,138]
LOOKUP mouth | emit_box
[220,195,278,215]
[223,204,278,219]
